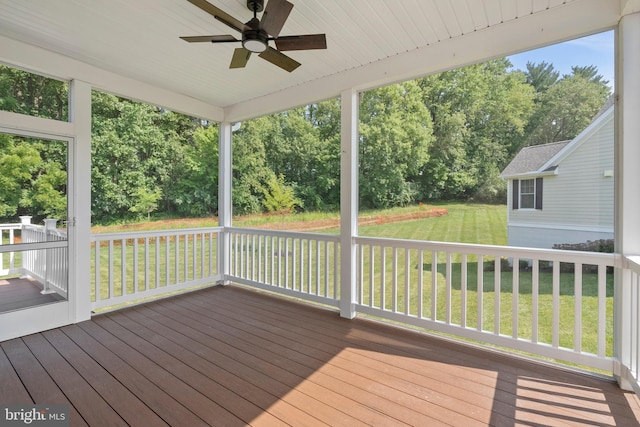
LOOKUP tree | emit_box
[417,59,535,200]
[230,117,273,215]
[567,65,609,86]
[261,173,302,214]
[0,134,67,222]
[524,73,611,146]
[129,187,162,221]
[168,124,219,217]
[524,61,560,93]
[91,92,186,221]
[0,64,68,120]
[359,81,434,208]
[262,101,341,211]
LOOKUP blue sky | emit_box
[507,30,614,87]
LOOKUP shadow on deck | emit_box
[1,284,639,426]
[0,276,64,314]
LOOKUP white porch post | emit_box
[218,121,232,284]
[340,89,359,319]
[615,10,640,390]
[70,79,92,322]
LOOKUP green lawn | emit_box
[359,202,507,244]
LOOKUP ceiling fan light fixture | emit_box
[242,30,268,52]
[243,38,267,52]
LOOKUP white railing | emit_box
[0,223,21,275]
[622,255,640,394]
[90,227,223,311]
[1,217,68,297]
[227,227,340,308]
[21,220,68,297]
[5,218,630,378]
[354,236,617,372]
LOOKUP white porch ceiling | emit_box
[0,0,624,122]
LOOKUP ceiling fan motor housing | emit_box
[247,0,264,13]
[242,28,268,52]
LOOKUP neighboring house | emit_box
[500,100,614,249]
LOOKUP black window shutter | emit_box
[512,180,519,210]
[535,177,543,210]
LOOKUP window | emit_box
[512,177,543,210]
[520,179,535,208]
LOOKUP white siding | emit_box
[507,112,614,249]
[508,225,614,249]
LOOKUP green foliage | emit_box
[0,134,67,222]
[231,117,272,215]
[360,81,433,208]
[567,65,609,86]
[129,187,162,220]
[259,100,341,211]
[0,64,68,120]
[0,54,613,224]
[470,167,507,204]
[261,173,302,214]
[169,124,219,217]
[524,61,559,93]
[523,73,610,146]
[91,91,192,221]
[25,162,67,219]
[417,58,535,200]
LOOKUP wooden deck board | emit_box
[0,277,64,313]
[136,301,433,426]
[1,338,89,427]
[21,333,128,427]
[1,284,639,426]
[165,288,596,426]
[0,340,33,404]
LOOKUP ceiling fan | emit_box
[181,0,327,72]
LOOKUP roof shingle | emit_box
[500,140,570,177]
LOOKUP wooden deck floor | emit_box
[1,285,639,426]
[0,276,64,313]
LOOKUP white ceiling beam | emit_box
[0,35,224,122]
[0,109,74,138]
[225,0,619,122]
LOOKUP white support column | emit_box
[615,11,640,391]
[218,121,233,284]
[340,89,359,319]
[70,79,92,322]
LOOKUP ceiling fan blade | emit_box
[230,48,252,68]
[274,34,327,51]
[186,0,248,33]
[258,46,300,72]
[260,0,293,37]
[180,35,238,43]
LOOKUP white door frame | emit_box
[0,127,75,341]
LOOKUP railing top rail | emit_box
[21,224,67,237]
[0,224,21,230]
[625,255,640,273]
[22,224,46,229]
[355,235,619,266]
[90,226,223,241]
[226,226,340,242]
